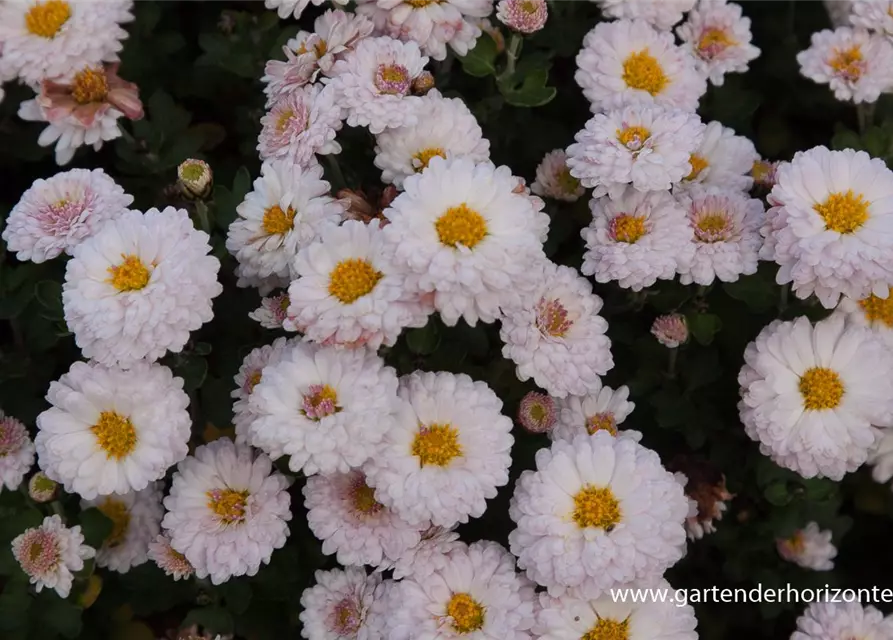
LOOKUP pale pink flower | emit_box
[517,392,556,434]
[249,293,291,329]
[257,84,343,167]
[11,515,95,598]
[652,314,689,348]
[0,412,35,491]
[496,0,548,34]
[148,535,195,581]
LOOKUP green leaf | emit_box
[831,125,863,152]
[34,280,63,317]
[0,581,30,631]
[41,595,83,639]
[764,480,792,506]
[79,507,113,549]
[723,277,776,312]
[175,356,208,393]
[0,287,33,320]
[182,606,234,635]
[406,321,440,356]
[220,580,252,615]
[500,67,557,108]
[459,34,497,78]
[687,313,723,346]
[148,90,192,137]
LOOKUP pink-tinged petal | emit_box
[72,103,107,127]
[108,88,143,120]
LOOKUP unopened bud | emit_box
[28,472,58,503]
[177,159,213,200]
[751,159,778,190]
[651,314,689,348]
[412,71,435,95]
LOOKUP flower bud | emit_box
[177,159,213,200]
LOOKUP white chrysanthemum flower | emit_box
[35,361,190,499]
[231,337,295,445]
[679,120,758,192]
[147,534,194,581]
[836,285,893,349]
[249,292,290,329]
[327,36,428,134]
[792,601,893,640]
[265,0,347,20]
[594,0,695,31]
[551,386,636,443]
[575,19,706,113]
[851,0,893,39]
[286,220,432,349]
[390,526,464,580]
[676,0,760,86]
[82,484,163,573]
[299,567,383,640]
[387,540,536,640]
[582,187,696,291]
[248,343,400,475]
[373,90,490,189]
[676,185,763,285]
[499,262,613,399]
[868,429,893,485]
[11,515,94,598]
[0,0,132,86]
[0,411,35,492]
[381,156,549,326]
[508,432,689,597]
[777,522,837,571]
[226,159,343,290]
[738,314,893,480]
[304,469,421,569]
[566,104,705,197]
[534,579,698,640]
[531,150,585,202]
[62,206,222,368]
[257,83,343,166]
[2,168,131,263]
[364,371,513,528]
[798,27,893,103]
[762,146,893,308]
[162,439,292,585]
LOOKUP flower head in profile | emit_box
[531,149,585,202]
[777,522,837,571]
[666,455,733,540]
[0,411,35,492]
[148,535,195,581]
[249,292,291,329]
[12,515,95,598]
[652,314,689,348]
[81,484,163,573]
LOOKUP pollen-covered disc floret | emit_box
[575,19,706,113]
[81,484,163,573]
[248,342,400,475]
[0,411,35,492]
[500,262,613,398]
[593,0,695,31]
[364,371,514,528]
[791,601,893,640]
[381,156,549,326]
[508,432,689,597]
[258,83,343,166]
[518,391,557,435]
[11,515,95,598]
[678,120,758,191]
[36,361,190,499]
[231,337,295,445]
[777,522,837,571]
[738,314,893,480]
[836,285,893,349]
[551,386,636,443]
[162,439,292,585]
[62,206,222,368]
[676,0,760,86]
[531,149,585,203]
[299,567,384,640]
[582,187,696,291]
[147,534,195,581]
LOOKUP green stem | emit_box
[778,283,789,315]
[194,201,211,233]
[667,348,678,380]
[324,154,346,192]
[50,501,64,518]
[503,33,522,79]
[857,102,875,134]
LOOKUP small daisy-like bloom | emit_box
[550,386,636,443]
[566,104,705,197]
[652,314,689,348]
[304,469,421,569]
[177,159,212,200]
[836,285,893,349]
[0,411,35,491]
[751,158,778,190]
[582,187,696,291]
[390,526,464,580]
[798,27,893,103]
[286,220,433,349]
[226,159,343,290]
[382,156,549,326]
[666,455,733,540]
[868,429,893,486]
[739,314,893,480]
[11,515,94,598]
[0,0,133,86]
[299,567,382,640]
[373,90,490,189]
[388,540,536,640]
[265,0,347,20]
[28,471,58,503]
[62,207,222,367]
[518,391,557,434]
[36,361,190,499]
[82,484,163,573]
[679,120,758,192]
[496,0,548,34]
[763,147,893,307]
[792,602,893,640]
[162,439,292,585]
[364,371,514,528]
[248,343,400,475]
[534,579,699,640]
[231,337,295,445]
[851,0,893,40]
[777,522,837,571]
[257,83,343,166]
[531,149,585,203]
[499,262,613,399]
[508,432,689,597]
[2,168,131,263]
[327,36,428,134]
[249,292,291,329]
[676,185,763,285]
[594,0,695,31]
[677,0,760,86]
[576,19,706,113]
[147,534,194,581]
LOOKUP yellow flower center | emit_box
[314,40,328,57]
[697,27,736,57]
[352,481,383,515]
[302,384,340,420]
[813,190,869,234]
[787,531,805,554]
[436,204,488,249]
[207,488,250,525]
[91,411,137,460]
[798,367,845,411]
[276,108,295,132]
[446,593,484,634]
[412,423,462,467]
[262,204,297,235]
[610,214,647,243]
[751,160,772,182]
[98,499,131,547]
[686,154,708,181]
[582,617,631,640]
[28,541,44,562]
[71,67,109,105]
[621,49,668,96]
[556,167,580,195]
[328,258,383,304]
[413,147,446,172]
[572,486,621,530]
[829,45,864,80]
[25,0,71,38]
[247,371,262,393]
[529,403,547,423]
[405,0,439,6]
[586,413,617,436]
[695,213,731,241]
[859,292,893,328]
[616,125,650,151]
[107,255,151,292]
[519,0,538,12]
